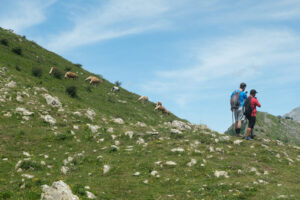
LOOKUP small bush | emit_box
[12,47,22,55]
[65,67,72,71]
[115,81,122,87]
[19,160,41,171]
[53,69,63,79]
[0,39,9,46]
[66,86,77,98]
[55,133,68,141]
[85,85,92,92]
[19,130,25,135]
[0,191,12,199]
[32,66,43,77]
[15,65,21,71]
[73,184,85,196]
[74,63,82,68]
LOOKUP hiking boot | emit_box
[245,136,252,140]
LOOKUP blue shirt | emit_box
[231,90,247,107]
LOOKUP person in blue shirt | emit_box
[231,82,248,137]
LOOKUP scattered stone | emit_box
[107,127,114,133]
[187,159,197,167]
[85,109,96,121]
[3,112,11,117]
[43,94,62,107]
[165,161,177,166]
[125,131,134,139]
[170,129,182,135]
[214,170,229,178]
[23,151,31,157]
[16,107,34,116]
[73,111,82,116]
[61,166,69,174]
[172,120,191,131]
[133,172,140,176]
[103,165,110,174]
[113,118,124,124]
[41,115,56,125]
[143,179,149,184]
[21,174,34,179]
[136,138,145,145]
[171,147,185,152]
[136,121,147,127]
[151,170,160,177]
[233,140,243,145]
[16,95,23,102]
[41,180,79,200]
[86,191,96,199]
[87,124,100,133]
[5,81,16,88]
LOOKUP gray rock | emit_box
[41,180,79,200]
[41,115,56,125]
[43,94,62,107]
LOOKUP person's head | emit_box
[250,89,257,97]
[240,82,247,91]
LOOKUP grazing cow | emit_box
[85,76,101,85]
[156,102,162,106]
[65,71,78,79]
[111,86,120,92]
[49,67,56,75]
[154,105,171,115]
[138,96,149,102]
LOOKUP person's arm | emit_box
[254,98,261,107]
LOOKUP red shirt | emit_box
[250,97,261,117]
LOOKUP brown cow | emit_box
[65,71,78,79]
[49,67,56,75]
[85,76,101,86]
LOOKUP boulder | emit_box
[170,129,182,135]
[43,94,62,107]
[113,118,124,124]
[87,124,100,133]
[172,120,191,131]
[41,115,56,125]
[86,191,96,199]
[41,180,79,200]
[125,131,134,139]
[214,170,229,178]
[16,107,34,116]
[85,109,96,121]
[5,81,16,88]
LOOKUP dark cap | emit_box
[250,89,258,95]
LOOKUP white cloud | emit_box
[145,29,300,95]
[46,0,178,51]
[0,0,56,32]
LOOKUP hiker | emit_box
[244,89,261,140]
[230,83,248,137]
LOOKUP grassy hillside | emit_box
[1,27,300,200]
[226,112,300,146]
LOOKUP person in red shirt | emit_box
[245,89,261,140]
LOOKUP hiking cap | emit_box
[250,89,258,95]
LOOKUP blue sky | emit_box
[1,0,300,132]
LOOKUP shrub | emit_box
[66,86,77,98]
[73,184,85,196]
[85,85,92,92]
[0,39,8,46]
[15,65,21,71]
[65,67,72,71]
[52,69,63,79]
[32,66,43,77]
[19,160,41,171]
[12,47,22,56]
[115,81,122,87]
[74,63,82,68]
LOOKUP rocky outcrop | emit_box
[43,94,62,108]
[41,180,79,200]
[41,115,56,125]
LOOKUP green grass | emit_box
[0,27,300,199]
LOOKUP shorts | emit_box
[233,107,244,122]
[247,116,256,128]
